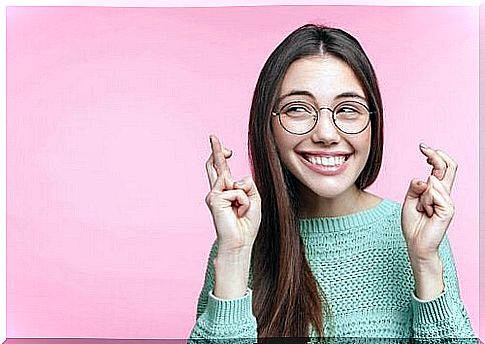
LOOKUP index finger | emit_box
[419,143,447,181]
[209,134,232,177]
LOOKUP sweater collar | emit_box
[298,198,396,235]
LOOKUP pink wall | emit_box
[6,6,479,338]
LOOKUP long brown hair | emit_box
[248,24,384,340]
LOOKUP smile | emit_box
[304,155,350,167]
[299,154,351,175]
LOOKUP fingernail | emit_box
[420,143,429,150]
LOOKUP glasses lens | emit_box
[334,101,370,134]
[279,102,317,134]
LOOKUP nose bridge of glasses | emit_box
[317,106,335,116]
[318,106,334,112]
[314,106,339,133]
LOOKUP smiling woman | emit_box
[188,24,475,342]
[271,56,375,213]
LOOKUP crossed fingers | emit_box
[205,135,234,191]
[417,143,458,216]
[419,143,457,194]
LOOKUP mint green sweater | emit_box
[188,198,475,341]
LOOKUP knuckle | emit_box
[204,193,212,206]
[205,192,217,207]
[206,153,214,163]
[446,205,455,218]
[422,192,432,201]
[436,149,448,157]
[236,189,247,198]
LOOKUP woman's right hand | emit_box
[205,135,262,256]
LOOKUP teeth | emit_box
[308,155,346,166]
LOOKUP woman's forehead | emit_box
[279,56,366,101]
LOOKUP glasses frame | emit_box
[271,100,375,135]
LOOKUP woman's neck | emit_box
[297,185,382,218]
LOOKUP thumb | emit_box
[404,178,427,201]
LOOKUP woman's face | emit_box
[271,55,372,200]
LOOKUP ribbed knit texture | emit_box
[188,198,475,342]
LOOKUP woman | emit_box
[188,24,474,341]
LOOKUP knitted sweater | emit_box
[188,198,475,342]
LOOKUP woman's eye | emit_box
[338,106,358,113]
[288,106,308,112]
[284,103,313,114]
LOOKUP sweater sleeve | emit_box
[410,234,475,341]
[187,240,258,343]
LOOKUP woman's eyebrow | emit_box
[277,90,367,103]
[334,92,367,102]
[277,90,315,103]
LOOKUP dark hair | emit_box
[248,24,384,339]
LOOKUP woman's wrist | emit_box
[410,253,445,300]
[213,250,252,299]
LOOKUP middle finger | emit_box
[434,149,457,194]
[210,135,232,177]
[206,148,233,188]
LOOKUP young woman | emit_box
[188,24,474,341]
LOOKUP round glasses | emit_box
[272,100,373,135]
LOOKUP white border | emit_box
[2,1,6,342]
[1,0,481,342]
[3,0,485,7]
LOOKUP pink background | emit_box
[6,6,479,339]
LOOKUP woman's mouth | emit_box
[299,153,351,175]
[304,154,350,167]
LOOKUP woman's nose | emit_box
[310,109,341,144]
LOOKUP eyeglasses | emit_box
[271,100,373,135]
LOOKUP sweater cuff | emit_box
[411,285,454,324]
[206,288,254,324]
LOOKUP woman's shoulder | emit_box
[362,192,401,216]
[356,194,403,233]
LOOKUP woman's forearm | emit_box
[410,253,445,300]
[213,248,252,299]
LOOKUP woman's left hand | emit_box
[401,144,458,263]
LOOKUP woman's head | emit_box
[249,24,383,198]
[248,24,384,339]
[271,55,373,203]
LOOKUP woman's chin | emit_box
[301,181,358,200]
[313,189,351,199]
